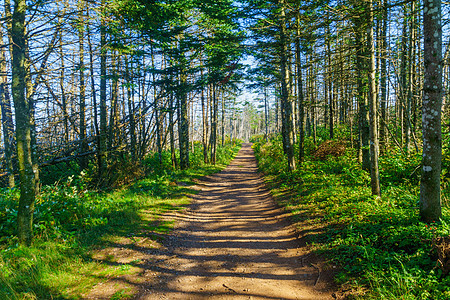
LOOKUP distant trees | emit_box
[245,0,446,216]
[0,0,245,244]
[1,0,448,244]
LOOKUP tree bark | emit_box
[0,25,15,187]
[210,83,217,165]
[11,0,36,245]
[420,0,442,223]
[264,81,269,141]
[295,16,305,163]
[59,24,69,144]
[355,27,370,170]
[108,52,118,152]
[99,0,108,176]
[399,10,407,149]
[327,19,334,140]
[201,76,209,163]
[221,88,225,147]
[86,7,100,173]
[125,57,136,160]
[278,0,295,171]
[178,67,189,169]
[367,0,381,196]
[379,0,388,154]
[78,0,88,170]
[169,93,177,169]
[151,46,162,166]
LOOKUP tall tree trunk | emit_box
[420,0,442,223]
[310,60,317,144]
[407,0,419,153]
[404,3,413,153]
[108,53,118,152]
[151,46,162,166]
[99,0,108,176]
[178,68,189,169]
[0,25,15,187]
[356,28,370,170]
[78,0,88,170]
[379,0,388,154]
[221,89,225,147]
[125,57,136,160]
[86,7,100,174]
[278,0,295,171]
[11,0,36,245]
[264,81,269,141]
[367,0,381,196]
[210,83,217,165]
[296,16,305,163]
[399,11,407,149]
[169,93,177,169]
[59,25,69,144]
[201,79,209,163]
[24,37,39,196]
[327,19,334,139]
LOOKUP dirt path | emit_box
[87,143,334,299]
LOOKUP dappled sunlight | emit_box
[85,144,333,299]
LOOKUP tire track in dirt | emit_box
[137,143,334,299]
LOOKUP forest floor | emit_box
[85,143,335,299]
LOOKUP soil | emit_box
[86,143,335,300]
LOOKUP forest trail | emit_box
[87,143,334,299]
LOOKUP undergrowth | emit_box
[0,142,241,299]
[253,136,450,299]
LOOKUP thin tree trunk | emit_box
[86,7,100,174]
[125,57,136,160]
[178,67,189,169]
[210,83,217,165]
[327,19,334,139]
[169,93,177,169]
[99,0,108,176]
[407,0,419,153]
[296,16,305,163]
[108,52,118,152]
[151,46,162,166]
[24,30,39,202]
[59,25,69,144]
[310,61,317,144]
[201,78,208,163]
[399,11,407,148]
[379,0,388,154]
[264,81,269,141]
[356,28,370,170]
[0,25,15,187]
[221,89,225,147]
[367,0,381,196]
[78,0,87,170]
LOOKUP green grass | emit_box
[0,142,241,299]
[253,137,450,299]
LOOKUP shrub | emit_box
[254,136,450,299]
[379,151,421,185]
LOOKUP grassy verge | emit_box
[0,142,241,299]
[252,137,450,299]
